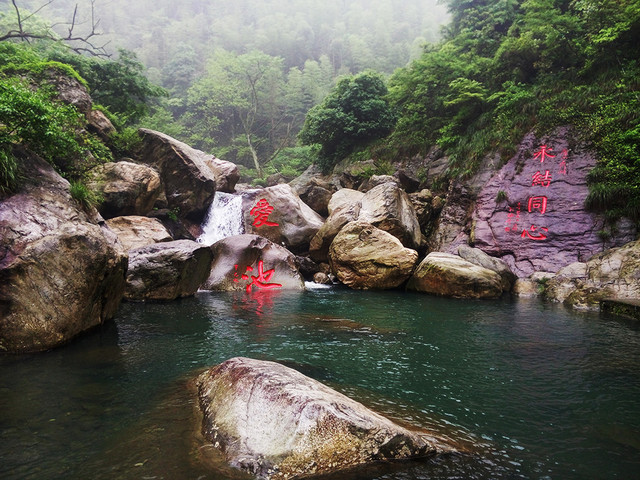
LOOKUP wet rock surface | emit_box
[125,240,213,301]
[202,234,304,292]
[329,221,418,290]
[0,149,127,353]
[407,252,504,299]
[196,357,456,479]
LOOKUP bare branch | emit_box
[1,0,111,58]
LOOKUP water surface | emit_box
[1,288,639,479]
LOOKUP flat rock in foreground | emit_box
[196,357,456,479]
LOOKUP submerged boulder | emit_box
[329,221,418,290]
[407,252,504,299]
[86,161,163,218]
[105,215,173,251]
[202,234,304,292]
[196,357,456,479]
[0,149,127,353]
[242,184,325,252]
[125,240,213,301]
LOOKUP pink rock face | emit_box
[472,128,636,277]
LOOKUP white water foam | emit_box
[197,192,245,245]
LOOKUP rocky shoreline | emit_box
[0,76,638,479]
[2,124,639,353]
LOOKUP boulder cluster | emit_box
[3,124,639,352]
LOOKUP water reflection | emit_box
[1,290,639,479]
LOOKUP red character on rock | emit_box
[250,199,279,227]
[533,145,555,163]
[521,225,548,241]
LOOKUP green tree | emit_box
[185,49,290,175]
[299,70,396,172]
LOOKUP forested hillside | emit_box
[382,0,640,221]
[4,0,448,180]
[1,0,638,223]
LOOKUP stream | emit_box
[1,287,639,479]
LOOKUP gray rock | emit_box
[202,234,304,292]
[196,357,456,479]
[327,188,364,215]
[105,216,173,251]
[0,149,127,353]
[358,174,399,193]
[242,184,325,252]
[125,240,213,301]
[329,221,418,290]
[86,109,116,140]
[203,156,240,193]
[407,252,503,299]
[458,244,516,292]
[359,182,423,249]
[87,161,163,218]
[545,240,640,309]
[137,128,217,224]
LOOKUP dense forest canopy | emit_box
[1,0,638,223]
[2,0,448,179]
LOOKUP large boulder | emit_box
[327,188,364,215]
[196,357,456,480]
[544,240,640,309]
[329,221,418,290]
[0,149,127,353]
[407,252,504,299]
[203,156,239,193]
[458,244,516,292]
[86,161,163,218]
[137,128,217,224]
[105,216,173,251]
[359,182,423,250]
[44,67,92,115]
[86,109,116,140]
[125,240,213,301]
[309,200,361,263]
[242,184,325,252]
[472,127,636,277]
[202,234,304,292]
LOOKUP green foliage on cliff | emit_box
[385,0,640,221]
[0,76,84,191]
[0,41,163,193]
[299,71,397,173]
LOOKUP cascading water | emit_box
[197,192,245,245]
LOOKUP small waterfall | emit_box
[197,192,245,245]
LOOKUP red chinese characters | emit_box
[527,196,547,215]
[531,170,552,187]
[505,202,521,232]
[250,199,279,227]
[521,225,548,241]
[234,261,283,293]
[532,145,555,163]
